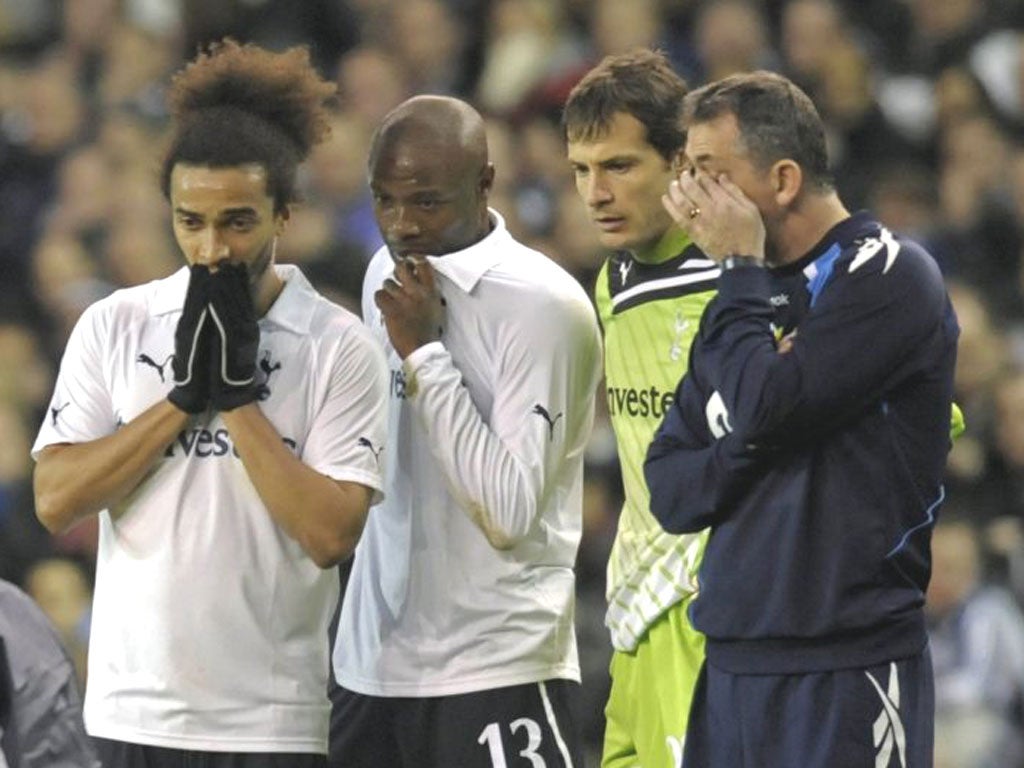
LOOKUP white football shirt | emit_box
[333,210,602,697]
[32,264,389,753]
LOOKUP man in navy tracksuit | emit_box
[648,71,958,767]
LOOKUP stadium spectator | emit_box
[563,49,718,768]
[31,40,389,766]
[385,0,468,96]
[334,46,410,128]
[650,70,957,766]
[23,556,92,689]
[0,399,50,587]
[941,282,1005,512]
[928,515,1024,768]
[473,0,587,118]
[693,0,776,83]
[331,94,602,767]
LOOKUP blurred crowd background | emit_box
[3,0,1024,765]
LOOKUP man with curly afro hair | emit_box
[32,40,390,767]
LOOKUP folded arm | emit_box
[34,401,189,534]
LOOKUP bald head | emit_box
[370,95,489,175]
[368,95,496,259]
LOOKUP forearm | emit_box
[644,372,765,533]
[33,400,190,534]
[406,347,541,550]
[645,431,761,533]
[221,404,371,568]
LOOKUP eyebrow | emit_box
[569,153,639,166]
[690,152,715,166]
[173,206,260,218]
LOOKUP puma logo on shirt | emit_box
[137,353,174,382]
[532,404,563,441]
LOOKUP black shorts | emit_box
[329,680,583,767]
[92,737,327,768]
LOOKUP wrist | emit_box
[721,254,764,270]
[167,388,207,415]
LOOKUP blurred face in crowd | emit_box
[995,373,1024,469]
[169,163,286,305]
[369,135,492,260]
[925,521,978,617]
[946,281,1003,400]
[567,111,681,257]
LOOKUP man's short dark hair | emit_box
[160,40,335,213]
[562,49,688,160]
[684,70,834,191]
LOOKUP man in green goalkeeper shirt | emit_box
[564,49,719,768]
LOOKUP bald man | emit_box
[330,96,602,767]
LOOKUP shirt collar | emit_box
[632,227,691,265]
[415,209,508,294]
[151,267,190,316]
[261,264,317,334]
[776,210,877,275]
[151,263,316,334]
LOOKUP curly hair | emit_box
[160,39,336,213]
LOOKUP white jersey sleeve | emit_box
[301,319,389,500]
[401,292,601,548]
[33,300,118,455]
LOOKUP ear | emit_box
[771,159,803,208]
[480,163,496,196]
[670,148,685,173]
[275,206,291,236]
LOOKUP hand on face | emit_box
[662,170,766,263]
[375,257,446,360]
[207,263,261,411]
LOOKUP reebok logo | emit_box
[137,352,174,382]
[532,404,563,441]
[50,402,69,426]
[865,662,907,768]
[850,227,900,275]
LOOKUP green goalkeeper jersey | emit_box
[596,229,718,651]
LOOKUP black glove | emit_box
[207,263,261,411]
[167,265,212,414]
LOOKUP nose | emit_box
[386,206,421,242]
[195,228,230,268]
[584,171,612,208]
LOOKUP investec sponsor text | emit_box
[606,385,674,419]
[165,428,297,458]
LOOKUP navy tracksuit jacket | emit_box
[645,211,959,675]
